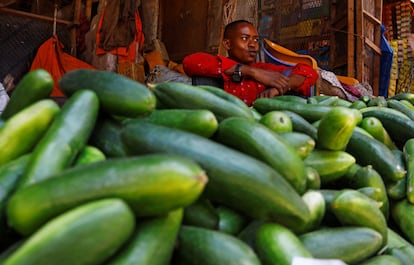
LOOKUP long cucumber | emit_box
[120,120,311,233]
[18,89,99,188]
[59,69,156,117]
[106,208,183,265]
[172,225,261,265]
[346,129,406,182]
[149,82,254,121]
[0,99,59,165]
[215,117,307,194]
[1,69,54,120]
[4,198,135,265]
[7,154,207,236]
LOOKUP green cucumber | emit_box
[400,99,414,111]
[360,116,398,150]
[317,107,361,151]
[358,255,402,265]
[388,99,414,120]
[149,82,254,121]
[304,166,321,190]
[216,206,249,235]
[4,198,135,265]
[279,132,315,159]
[89,115,128,158]
[386,228,414,265]
[403,138,414,203]
[317,95,340,106]
[281,110,318,140]
[120,120,311,233]
[18,89,99,188]
[215,117,307,194]
[259,111,293,133]
[59,69,156,117]
[197,85,251,110]
[337,165,389,218]
[172,225,261,265]
[349,99,367,109]
[0,154,31,249]
[0,99,59,165]
[367,97,388,107]
[106,208,183,265]
[303,150,356,185]
[300,227,383,264]
[391,199,414,244]
[7,154,207,236]
[301,189,325,232]
[360,106,414,147]
[183,197,219,230]
[386,177,407,201]
[143,108,218,138]
[391,93,414,104]
[331,189,388,247]
[253,97,335,122]
[73,145,106,167]
[346,129,406,182]
[1,69,54,120]
[270,94,307,104]
[254,222,313,265]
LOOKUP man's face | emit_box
[223,22,260,64]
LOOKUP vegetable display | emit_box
[3,69,414,264]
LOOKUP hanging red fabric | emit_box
[30,35,96,97]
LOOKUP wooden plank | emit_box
[85,0,93,21]
[355,0,364,83]
[363,10,382,25]
[0,7,72,26]
[365,37,382,54]
[347,0,355,78]
[0,0,16,8]
[207,0,224,55]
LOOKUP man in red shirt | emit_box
[182,20,319,106]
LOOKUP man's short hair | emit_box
[223,19,253,39]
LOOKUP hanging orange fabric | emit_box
[95,3,145,63]
[30,35,96,96]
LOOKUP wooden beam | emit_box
[0,7,73,26]
[0,0,16,8]
[347,0,355,78]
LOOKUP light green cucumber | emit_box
[331,189,388,247]
[0,100,59,165]
[304,150,356,185]
[254,222,313,265]
[317,106,361,151]
[18,89,99,188]
[106,208,183,265]
[7,154,207,236]
[73,145,106,167]
[4,198,135,265]
[142,108,218,138]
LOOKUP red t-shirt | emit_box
[182,52,319,106]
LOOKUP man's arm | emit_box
[182,52,224,78]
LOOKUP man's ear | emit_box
[222,39,231,50]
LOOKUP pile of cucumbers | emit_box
[2,68,414,265]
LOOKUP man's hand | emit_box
[257,87,283,98]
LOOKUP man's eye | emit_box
[241,36,248,41]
